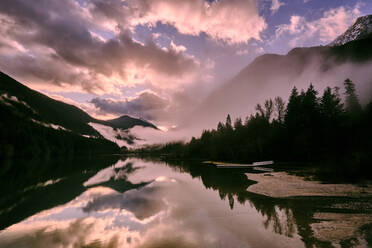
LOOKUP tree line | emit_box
[135,79,372,179]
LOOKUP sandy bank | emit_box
[311,212,371,246]
[245,172,372,198]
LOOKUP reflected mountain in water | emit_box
[0,156,114,229]
[0,157,371,248]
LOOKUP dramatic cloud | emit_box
[276,5,361,46]
[91,92,168,120]
[2,0,372,144]
[90,0,267,44]
[0,0,266,129]
[83,186,166,220]
[90,89,199,126]
[0,0,200,94]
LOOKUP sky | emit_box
[1,0,372,132]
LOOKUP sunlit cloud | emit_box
[89,0,267,44]
[275,5,361,47]
[1,0,372,141]
[0,0,201,96]
[271,0,285,14]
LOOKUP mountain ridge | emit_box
[0,72,158,158]
[330,14,372,46]
[0,71,157,134]
[191,15,372,128]
[96,115,158,131]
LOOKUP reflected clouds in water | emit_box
[2,158,366,248]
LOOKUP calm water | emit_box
[0,157,371,248]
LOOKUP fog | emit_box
[1,0,371,148]
[128,48,372,146]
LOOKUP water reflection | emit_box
[0,157,371,248]
[83,186,166,220]
[0,156,119,230]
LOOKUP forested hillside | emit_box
[136,79,372,180]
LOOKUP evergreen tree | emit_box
[284,86,300,128]
[320,87,344,121]
[138,80,372,181]
[318,87,345,156]
[344,78,361,114]
[304,84,318,108]
[303,84,320,126]
[264,99,274,121]
[303,84,320,160]
[234,117,243,130]
[226,114,232,129]
[256,99,273,121]
[256,103,264,117]
[217,121,224,131]
[274,96,285,123]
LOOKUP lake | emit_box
[0,156,371,248]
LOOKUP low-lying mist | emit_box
[127,50,372,147]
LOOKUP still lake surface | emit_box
[0,156,371,248]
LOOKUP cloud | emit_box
[91,92,168,120]
[0,0,200,94]
[90,0,267,44]
[276,15,305,36]
[170,40,187,53]
[0,0,267,132]
[275,5,361,47]
[270,0,284,14]
[83,186,166,220]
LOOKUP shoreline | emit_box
[245,171,372,198]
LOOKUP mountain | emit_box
[0,72,157,134]
[103,115,157,130]
[330,15,372,46]
[0,72,99,136]
[0,72,157,158]
[192,15,372,128]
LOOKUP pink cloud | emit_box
[276,5,361,47]
[91,0,267,44]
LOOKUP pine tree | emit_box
[274,96,285,123]
[320,87,343,121]
[344,78,361,114]
[284,86,300,127]
[225,114,232,130]
[303,84,320,124]
[264,99,274,121]
[234,117,243,130]
[255,103,265,117]
[256,99,273,121]
[217,121,224,132]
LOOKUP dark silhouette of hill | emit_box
[0,71,98,136]
[0,72,158,159]
[96,115,158,130]
[0,72,157,135]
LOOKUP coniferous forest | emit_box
[135,79,372,180]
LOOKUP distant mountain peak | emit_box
[329,15,372,46]
[104,115,158,130]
